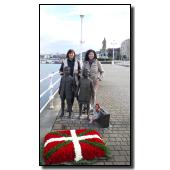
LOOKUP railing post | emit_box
[49,73,54,109]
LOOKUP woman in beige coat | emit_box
[82,49,104,110]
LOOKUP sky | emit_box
[40,5,130,54]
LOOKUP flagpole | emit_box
[80,14,84,67]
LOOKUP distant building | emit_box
[40,53,66,64]
[120,39,130,60]
[106,48,113,59]
[114,48,121,60]
[40,55,45,59]
[96,51,100,58]
[44,54,51,59]
[99,48,121,60]
[98,50,108,58]
[52,55,58,58]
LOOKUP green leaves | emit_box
[45,140,72,160]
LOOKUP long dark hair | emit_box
[66,49,76,58]
[84,49,97,61]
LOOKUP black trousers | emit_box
[61,96,72,113]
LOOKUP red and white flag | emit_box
[43,129,109,165]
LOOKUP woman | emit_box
[82,49,104,110]
[59,49,81,108]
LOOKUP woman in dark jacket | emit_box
[59,49,81,107]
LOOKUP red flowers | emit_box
[43,129,109,165]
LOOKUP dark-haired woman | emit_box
[82,49,104,111]
[59,49,81,109]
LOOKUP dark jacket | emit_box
[77,77,94,104]
[59,75,75,100]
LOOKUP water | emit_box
[40,64,61,79]
[40,64,61,110]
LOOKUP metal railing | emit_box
[40,71,61,113]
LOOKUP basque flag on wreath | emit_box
[43,129,110,165]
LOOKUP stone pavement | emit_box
[50,64,131,166]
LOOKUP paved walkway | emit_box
[46,64,130,165]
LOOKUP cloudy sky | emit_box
[40,5,130,54]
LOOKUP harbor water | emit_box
[40,64,61,110]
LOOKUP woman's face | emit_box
[68,52,75,59]
[88,52,95,60]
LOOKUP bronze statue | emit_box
[76,68,95,119]
[102,37,106,51]
[59,67,75,118]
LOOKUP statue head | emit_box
[63,66,70,76]
[82,68,90,78]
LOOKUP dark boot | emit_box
[66,107,73,112]
[82,104,87,113]
[60,112,64,118]
[67,102,72,118]
[68,112,71,118]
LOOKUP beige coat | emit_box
[82,59,104,82]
